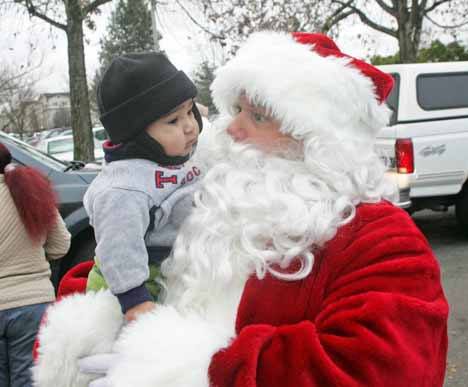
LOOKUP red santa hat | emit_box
[211,31,394,142]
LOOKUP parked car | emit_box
[37,127,108,162]
[0,130,98,287]
[42,127,73,139]
[375,61,468,232]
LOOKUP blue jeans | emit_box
[0,302,49,387]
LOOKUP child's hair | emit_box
[0,142,58,243]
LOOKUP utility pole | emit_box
[150,0,161,52]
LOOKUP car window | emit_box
[93,128,108,141]
[0,132,66,170]
[386,73,400,125]
[417,72,468,110]
[48,137,74,154]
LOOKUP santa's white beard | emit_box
[161,124,359,321]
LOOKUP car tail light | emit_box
[395,138,414,174]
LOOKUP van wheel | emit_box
[455,186,468,235]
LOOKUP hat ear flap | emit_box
[192,102,203,133]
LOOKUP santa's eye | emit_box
[253,112,267,123]
[232,104,241,114]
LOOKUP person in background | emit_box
[0,142,70,387]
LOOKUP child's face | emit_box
[145,99,200,157]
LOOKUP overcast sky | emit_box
[1,2,463,95]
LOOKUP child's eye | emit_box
[169,118,178,124]
[232,105,241,114]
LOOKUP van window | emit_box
[386,73,400,125]
[417,72,468,110]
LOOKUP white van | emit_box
[375,61,468,231]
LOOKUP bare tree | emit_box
[10,0,113,161]
[0,71,37,139]
[29,107,41,132]
[179,0,467,63]
[322,0,468,63]
[178,0,326,56]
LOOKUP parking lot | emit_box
[411,209,468,387]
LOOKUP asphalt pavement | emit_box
[411,208,468,387]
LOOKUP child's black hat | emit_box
[97,52,202,144]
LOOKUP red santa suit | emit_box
[33,31,448,387]
[209,202,448,387]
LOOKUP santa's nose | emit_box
[226,116,246,142]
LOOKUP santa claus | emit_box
[33,31,448,387]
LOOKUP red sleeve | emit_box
[209,205,448,387]
[57,260,93,299]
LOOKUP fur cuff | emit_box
[32,291,123,387]
[105,305,233,387]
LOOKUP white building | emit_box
[38,92,71,129]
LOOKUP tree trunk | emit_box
[66,0,94,162]
[398,24,418,63]
[396,0,420,63]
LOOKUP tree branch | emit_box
[173,0,225,40]
[425,13,468,28]
[15,0,66,30]
[83,0,111,16]
[374,0,396,16]
[411,0,424,28]
[332,0,398,37]
[424,0,451,13]
[322,10,355,33]
[322,0,354,31]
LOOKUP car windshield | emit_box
[49,137,74,154]
[0,131,67,170]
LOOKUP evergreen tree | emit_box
[193,61,217,116]
[99,0,155,71]
[417,40,468,63]
[371,40,468,65]
[91,0,155,120]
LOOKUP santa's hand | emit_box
[79,353,120,386]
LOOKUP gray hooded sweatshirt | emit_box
[83,158,202,298]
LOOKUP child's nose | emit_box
[183,117,197,134]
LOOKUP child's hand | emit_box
[125,301,156,322]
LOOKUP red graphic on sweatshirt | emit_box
[180,166,202,185]
[155,171,178,188]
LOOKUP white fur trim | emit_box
[104,305,233,387]
[32,291,123,387]
[211,31,391,141]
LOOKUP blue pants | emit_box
[0,302,49,387]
